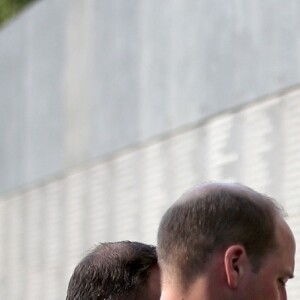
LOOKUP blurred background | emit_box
[1,0,300,299]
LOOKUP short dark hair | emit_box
[66,241,157,300]
[157,183,282,289]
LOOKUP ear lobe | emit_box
[224,245,246,289]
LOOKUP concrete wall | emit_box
[1,0,300,299]
[1,88,300,299]
[2,0,300,193]
[0,0,66,193]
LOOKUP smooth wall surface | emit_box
[1,0,300,192]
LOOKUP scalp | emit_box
[157,182,283,290]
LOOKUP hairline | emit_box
[157,183,284,290]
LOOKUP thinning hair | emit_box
[66,241,158,300]
[157,182,283,289]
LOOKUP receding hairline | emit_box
[157,182,285,288]
[179,182,284,214]
[180,182,273,202]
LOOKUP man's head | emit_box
[66,241,161,300]
[157,182,295,300]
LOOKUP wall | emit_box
[1,88,300,299]
[1,0,300,299]
[1,0,300,193]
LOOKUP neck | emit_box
[160,289,183,300]
[161,278,212,300]
[161,269,228,300]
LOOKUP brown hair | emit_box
[66,241,157,300]
[157,183,282,289]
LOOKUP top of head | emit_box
[66,241,159,300]
[157,182,283,290]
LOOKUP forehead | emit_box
[271,217,295,273]
[276,218,295,252]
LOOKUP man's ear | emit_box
[224,245,247,289]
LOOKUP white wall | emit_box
[2,0,300,192]
[1,88,300,299]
